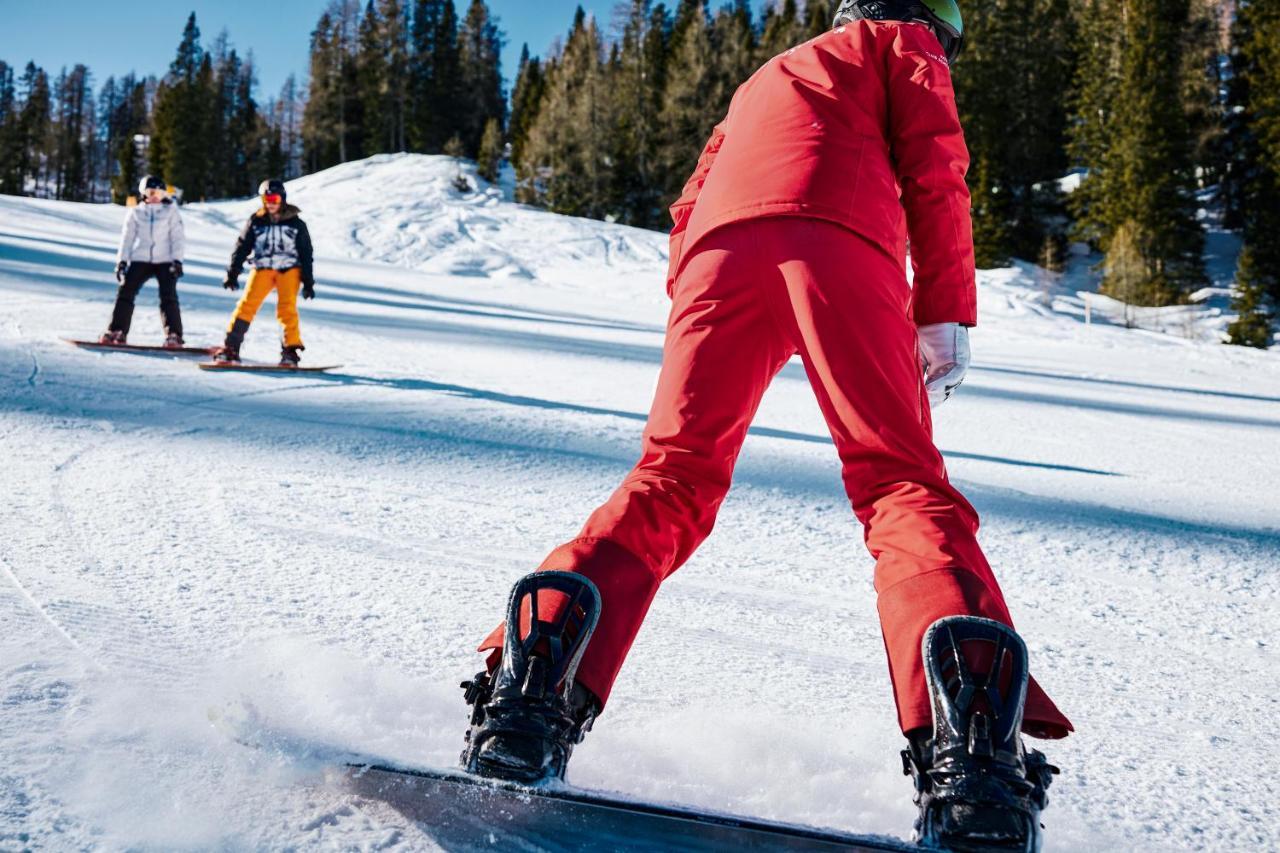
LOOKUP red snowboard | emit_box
[63,337,214,356]
[197,361,341,373]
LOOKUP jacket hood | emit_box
[256,203,301,221]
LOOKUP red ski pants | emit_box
[481,217,1071,739]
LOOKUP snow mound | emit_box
[201,153,669,289]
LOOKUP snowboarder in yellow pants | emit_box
[230,268,304,350]
[215,178,316,366]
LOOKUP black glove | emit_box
[115,260,128,283]
[170,260,184,279]
[223,274,239,291]
[302,282,316,300]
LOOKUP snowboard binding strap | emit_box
[461,571,602,784]
[906,616,1058,852]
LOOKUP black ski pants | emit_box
[109,261,183,338]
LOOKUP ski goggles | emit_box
[262,193,283,204]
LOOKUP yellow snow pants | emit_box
[231,267,304,347]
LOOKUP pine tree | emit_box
[52,64,93,201]
[477,115,502,181]
[93,75,119,201]
[13,63,52,196]
[98,72,148,199]
[152,13,220,199]
[658,0,714,205]
[407,0,462,152]
[352,0,411,155]
[457,0,505,157]
[1223,0,1280,346]
[758,0,804,60]
[1245,3,1280,183]
[1103,220,1148,327]
[303,2,363,169]
[408,0,441,151]
[608,0,669,226]
[230,54,265,195]
[954,0,1076,266]
[433,0,463,149]
[804,0,834,39]
[204,35,265,197]
[709,1,755,121]
[381,0,410,151]
[0,61,12,129]
[111,136,140,204]
[519,8,610,216]
[304,12,342,169]
[276,75,304,177]
[967,152,1013,268]
[1227,246,1275,348]
[1068,0,1206,305]
[334,1,365,163]
[1181,0,1226,188]
[1068,0,1117,242]
[0,61,20,194]
[644,3,671,108]
[508,45,546,175]
[208,33,236,192]
[358,0,390,154]
[193,53,217,197]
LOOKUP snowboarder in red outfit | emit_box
[462,3,1072,849]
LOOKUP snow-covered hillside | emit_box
[2,154,1279,851]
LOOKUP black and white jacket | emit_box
[225,204,315,284]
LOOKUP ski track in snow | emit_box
[2,154,1279,851]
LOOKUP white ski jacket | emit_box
[117,199,185,265]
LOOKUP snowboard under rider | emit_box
[215,179,316,366]
[461,2,1073,850]
[101,175,186,347]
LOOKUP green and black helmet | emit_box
[832,0,964,64]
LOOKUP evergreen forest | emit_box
[1,0,1277,344]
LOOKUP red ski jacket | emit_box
[667,20,977,327]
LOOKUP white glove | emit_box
[917,322,970,409]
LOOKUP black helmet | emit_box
[138,175,166,195]
[833,0,964,64]
[258,178,286,201]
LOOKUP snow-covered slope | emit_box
[2,154,1279,851]
[198,153,670,291]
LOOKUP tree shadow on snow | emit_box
[1,238,663,340]
[4,344,1277,553]
[972,363,1280,406]
[311,371,1123,479]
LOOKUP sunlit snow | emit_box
[2,154,1278,851]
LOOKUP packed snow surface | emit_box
[2,153,1279,851]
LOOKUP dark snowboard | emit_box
[196,361,341,373]
[346,761,911,852]
[63,337,214,356]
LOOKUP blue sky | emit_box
[0,1,770,100]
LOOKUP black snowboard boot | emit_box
[279,345,303,367]
[461,571,602,784]
[214,319,249,363]
[903,616,1058,852]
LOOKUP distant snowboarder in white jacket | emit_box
[100,175,186,347]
